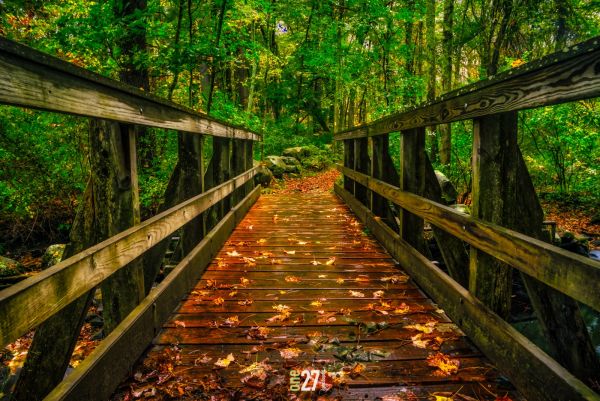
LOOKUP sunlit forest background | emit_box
[0,0,598,254]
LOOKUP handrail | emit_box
[0,167,258,348]
[0,37,260,141]
[337,164,600,312]
[334,35,600,140]
[335,183,599,401]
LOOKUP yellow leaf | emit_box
[213,297,225,306]
[227,250,241,257]
[349,290,365,298]
[310,300,323,307]
[173,320,186,328]
[373,290,385,298]
[411,333,430,349]
[256,238,267,244]
[214,353,235,368]
[311,260,321,266]
[279,347,302,359]
[325,257,336,265]
[427,352,460,376]
[336,277,345,284]
[284,250,296,255]
[405,321,437,334]
[297,241,308,245]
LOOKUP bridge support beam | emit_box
[400,127,426,252]
[471,111,600,385]
[13,120,143,401]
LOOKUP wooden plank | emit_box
[0,37,260,141]
[334,36,600,140]
[335,183,599,401]
[0,168,258,348]
[44,186,261,401]
[337,165,600,312]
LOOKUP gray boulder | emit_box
[42,244,66,269]
[0,256,23,277]
[282,146,313,161]
[280,156,301,167]
[264,155,287,178]
[435,170,458,203]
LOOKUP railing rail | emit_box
[0,37,261,140]
[334,36,600,401]
[0,37,262,400]
[334,36,600,141]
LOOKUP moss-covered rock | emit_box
[0,256,23,277]
[42,244,66,269]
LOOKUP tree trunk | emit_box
[439,0,453,165]
[426,0,438,162]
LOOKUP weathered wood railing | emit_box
[0,38,261,400]
[334,36,600,401]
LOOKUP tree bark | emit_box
[439,0,453,165]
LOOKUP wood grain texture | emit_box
[112,191,520,401]
[0,167,258,348]
[337,165,600,312]
[45,186,261,401]
[0,38,260,141]
[335,183,599,401]
[335,36,600,140]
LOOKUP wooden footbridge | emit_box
[1,36,600,401]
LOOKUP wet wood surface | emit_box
[115,193,522,400]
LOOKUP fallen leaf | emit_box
[393,303,411,314]
[411,333,430,349]
[238,299,253,306]
[256,239,267,244]
[279,347,302,359]
[349,290,365,298]
[173,320,186,328]
[284,250,296,255]
[229,290,238,297]
[405,321,437,334]
[214,353,235,368]
[373,290,385,298]
[247,225,253,230]
[212,297,225,306]
[223,315,240,327]
[318,274,327,278]
[246,326,271,340]
[311,260,321,266]
[242,257,256,267]
[381,275,409,284]
[355,276,370,283]
[427,352,460,376]
[285,275,301,283]
[310,300,323,308]
[325,257,336,265]
[336,277,345,284]
[240,277,251,286]
[227,250,241,257]
[297,241,308,245]
[348,362,365,379]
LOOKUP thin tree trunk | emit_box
[206,0,228,114]
[439,0,454,165]
[167,0,185,101]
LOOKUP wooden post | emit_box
[244,140,254,194]
[399,127,426,251]
[370,135,388,218]
[343,139,355,194]
[13,120,143,400]
[178,133,204,255]
[354,137,370,206]
[99,123,145,335]
[469,113,515,319]
[231,139,246,205]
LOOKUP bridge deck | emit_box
[112,192,522,400]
